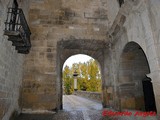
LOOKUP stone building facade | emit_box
[0,0,160,119]
[0,0,30,120]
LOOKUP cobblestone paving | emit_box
[16,95,160,120]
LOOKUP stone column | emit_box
[73,71,78,91]
[74,77,77,90]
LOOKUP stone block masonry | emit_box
[14,0,160,116]
[74,91,102,102]
[22,0,108,111]
[0,31,24,120]
[0,0,159,118]
[0,0,30,120]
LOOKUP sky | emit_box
[63,54,92,69]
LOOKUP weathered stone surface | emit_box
[21,0,108,112]
[106,0,160,113]
[74,91,102,102]
[12,0,160,116]
[1,0,160,119]
[0,1,30,120]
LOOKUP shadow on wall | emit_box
[118,42,157,112]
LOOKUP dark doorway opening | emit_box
[142,77,157,112]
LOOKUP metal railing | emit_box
[4,8,31,54]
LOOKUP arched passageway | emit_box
[62,54,102,110]
[56,39,106,110]
[62,54,102,94]
[118,42,157,112]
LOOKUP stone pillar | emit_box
[74,78,77,90]
[73,71,78,91]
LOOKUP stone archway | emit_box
[118,41,157,112]
[56,38,106,110]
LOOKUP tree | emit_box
[62,58,102,94]
[86,59,101,92]
[63,65,74,95]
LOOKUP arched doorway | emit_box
[56,39,106,110]
[62,54,102,110]
[118,42,157,112]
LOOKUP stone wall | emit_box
[106,0,120,27]
[145,0,160,113]
[74,91,102,102]
[106,0,160,113]
[22,0,108,111]
[18,0,160,114]
[0,0,29,120]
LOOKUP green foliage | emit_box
[63,59,102,95]
[63,66,74,95]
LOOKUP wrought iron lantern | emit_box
[4,0,31,54]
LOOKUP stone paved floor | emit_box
[16,95,160,120]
